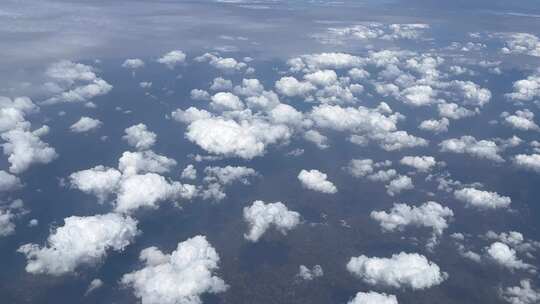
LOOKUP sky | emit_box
[1,1,540,303]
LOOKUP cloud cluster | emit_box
[347,291,398,304]
[454,188,511,210]
[121,235,228,304]
[123,123,157,150]
[243,200,301,242]
[297,169,337,194]
[347,252,447,289]
[157,50,186,69]
[297,265,324,281]
[70,116,102,133]
[440,136,504,162]
[18,213,139,275]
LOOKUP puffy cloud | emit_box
[315,23,429,45]
[118,150,177,176]
[440,135,504,162]
[399,85,436,106]
[85,278,104,295]
[297,265,324,281]
[1,127,58,174]
[370,201,453,248]
[210,77,233,91]
[501,33,540,57]
[287,53,363,73]
[190,89,211,101]
[485,242,533,270]
[345,159,375,178]
[43,60,112,104]
[500,280,540,304]
[304,130,329,149]
[513,154,540,172]
[18,213,139,275]
[506,71,540,101]
[386,175,413,196]
[157,50,186,69]
[304,70,338,86]
[347,252,447,289]
[0,209,15,237]
[298,169,337,194]
[437,103,476,120]
[454,188,511,210]
[419,117,449,133]
[0,170,21,192]
[121,235,227,304]
[347,291,398,304]
[69,165,122,203]
[400,156,436,172]
[449,80,491,107]
[122,58,145,69]
[243,200,301,242]
[210,92,244,111]
[195,53,246,71]
[503,110,539,131]
[181,164,197,180]
[275,76,315,97]
[115,173,196,213]
[203,166,257,185]
[184,117,291,159]
[171,107,213,123]
[123,123,157,150]
[485,231,540,254]
[69,116,102,133]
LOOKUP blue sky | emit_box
[1,1,540,304]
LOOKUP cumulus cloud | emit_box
[437,103,476,120]
[347,291,398,304]
[347,252,447,289]
[181,164,197,180]
[275,76,316,97]
[501,33,540,57]
[371,201,453,247]
[0,170,22,192]
[118,150,177,176]
[440,136,504,162]
[210,92,244,111]
[503,110,539,131]
[513,154,540,172]
[69,165,122,203]
[297,265,324,281]
[70,116,102,133]
[18,213,139,275]
[506,71,540,102]
[419,117,449,133]
[1,127,58,174]
[386,175,413,196]
[400,156,436,172]
[0,208,16,237]
[157,50,186,69]
[298,169,337,194]
[454,188,511,210]
[123,123,157,150]
[304,130,329,149]
[210,77,233,91]
[195,53,247,72]
[500,280,540,304]
[122,58,145,69]
[485,242,533,271]
[43,60,112,104]
[184,117,291,159]
[243,200,301,242]
[121,235,228,304]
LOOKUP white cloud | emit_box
[123,123,157,150]
[513,154,540,172]
[437,103,476,120]
[288,53,363,73]
[181,164,197,180]
[419,118,449,133]
[304,130,329,149]
[210,77,233,91]
[190,89,211,101]
[203,166,257,185]
[304,70,338,86]
[0,209,15,237]
[347,252,447,289]
[69,165,122,203]
[298,169,337,194]
[275,76,315,97]
[184,117,291,159]
[18,213,139,275]
[157,50,186,69]
[454,188,511,210]
[70,116,102,133]
[85,278,104,295]
[440,135,504,162]
[485,242,533,271]
[115,173,196,213]
[1,127,58,174]
[501,280,540,304]
[370,201,453,248]
[400,156,436,172]
[118,150,177,176]
[297,265,324,281]
[400,85,436,106]
[347,291,398,304]
[345,159,375,177]
[195,53,246,71]
[503,110,539,131]
[506,71,540,101]
[121,235,228,304]
[210,92,244,111]
[122,58,145,69]
[0,170,21,192]
[243,200,301,242]
[43,61,112,104]
[501,33,540,57]
[386,175,413,196]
